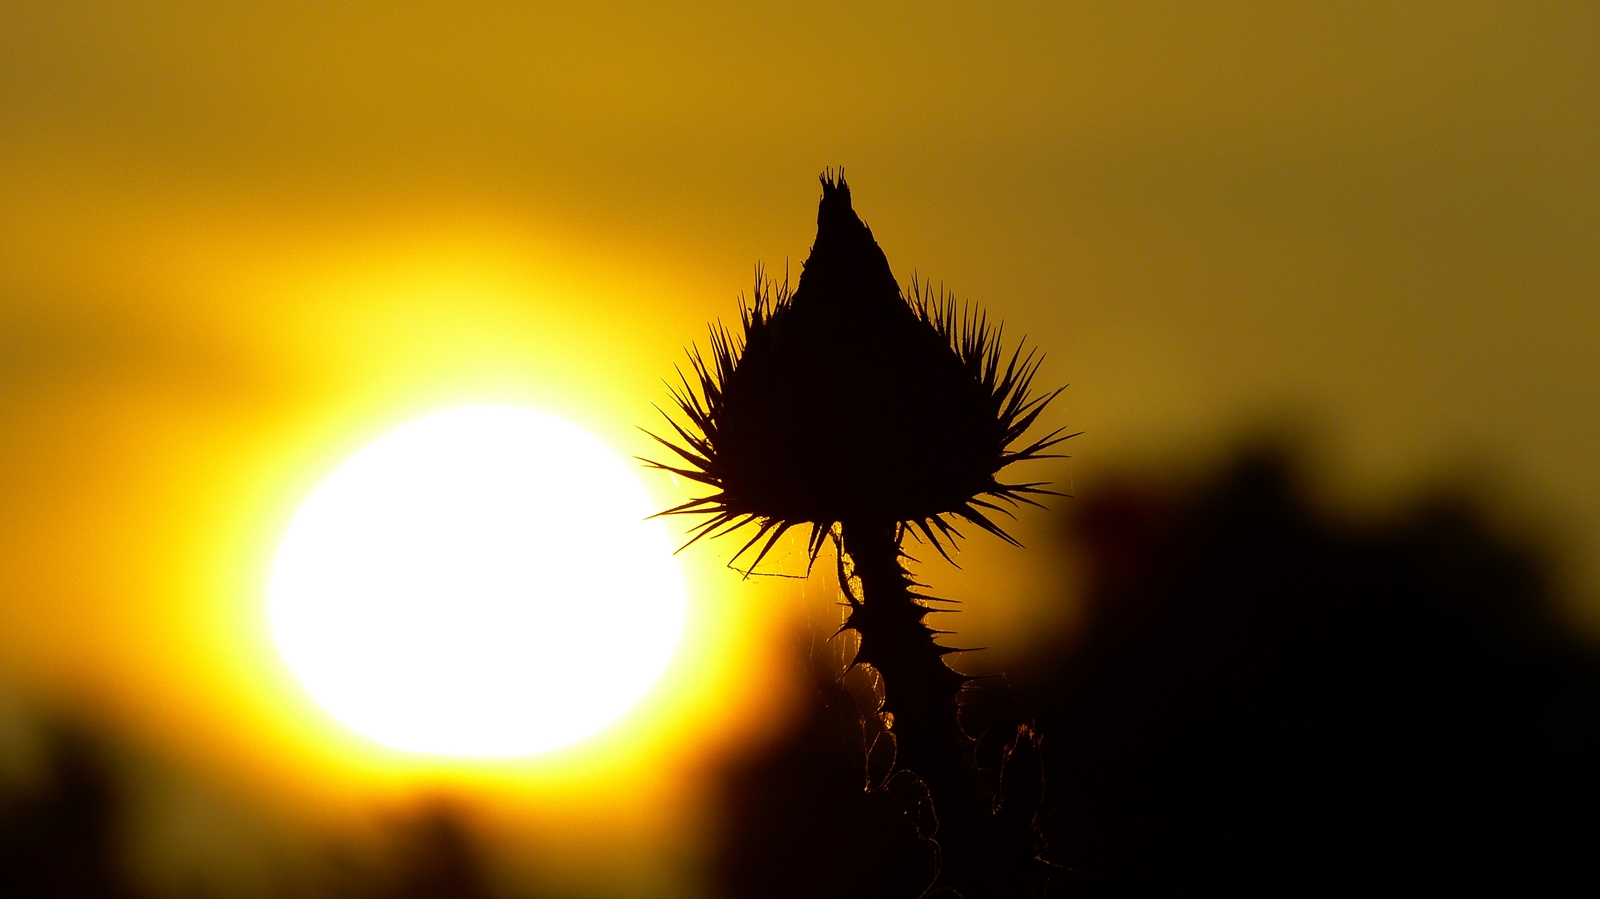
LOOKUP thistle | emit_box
[646,173,1069,897]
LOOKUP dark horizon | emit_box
[8,437,1600,896]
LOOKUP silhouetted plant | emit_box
[647,172,1068,897]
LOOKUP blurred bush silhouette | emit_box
[708,442,1600,896]
[0,725,525,899]
[385,804,496,899]
[711,636,936,899]
[0,724,132,899]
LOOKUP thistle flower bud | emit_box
[648,172,1069,571]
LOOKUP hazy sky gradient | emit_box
[2,2,1596,894]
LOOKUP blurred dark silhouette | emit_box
[0,726,522,899]
[1024,446,1600,894]
[711,637,935,899]
[709,443,1600,896]
[0,724,134,899]
[386,804,496,899]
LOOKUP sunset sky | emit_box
[2,3,1597,895]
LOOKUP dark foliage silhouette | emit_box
[0,724,133,899]
[0,726,524,899]
[648,172,1067,897]
[1019,447,1600,894]
[709,444,1600,896]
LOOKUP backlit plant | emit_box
[646,173,1069,897]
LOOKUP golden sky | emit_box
[2,2,1597,895]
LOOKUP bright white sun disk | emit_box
[269,406,686,757]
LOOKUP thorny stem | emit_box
[840,520,1015,899]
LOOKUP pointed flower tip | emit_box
[817,169,856,223]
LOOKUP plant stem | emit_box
[840,520,1013,898]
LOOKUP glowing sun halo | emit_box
[269,406,686,757]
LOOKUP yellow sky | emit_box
[2,2,1598,894]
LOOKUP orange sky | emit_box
[2,3,1597,895]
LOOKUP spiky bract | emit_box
[645,174,1070,572]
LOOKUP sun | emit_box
[268,405,686,757]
